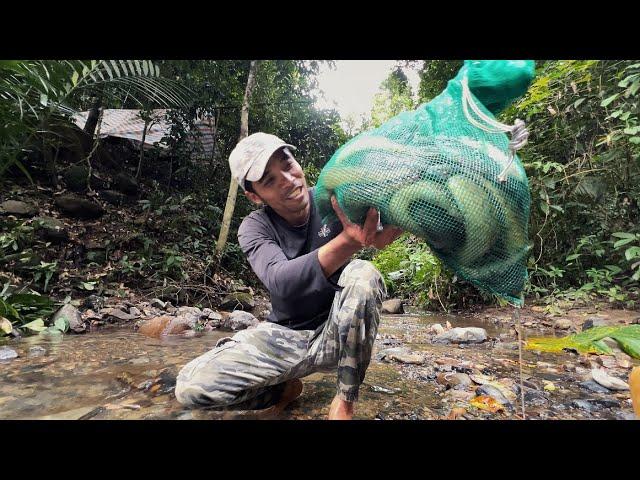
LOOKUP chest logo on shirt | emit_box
[318,224,331,238]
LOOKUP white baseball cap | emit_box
[228,132,296,191]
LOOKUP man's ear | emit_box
[244,190,263,206]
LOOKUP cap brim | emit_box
[244,143,296,184]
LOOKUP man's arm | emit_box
[238,216,340,299]
[317,196,404,278]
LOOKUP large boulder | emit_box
[99,190,133,206]
[51,304,85,333]
[0,200,36,217]
[112,172,138,195]
[223,311,258,331]
[138,315,194,338]
[34,216,68,243]
[433,327,488,344]
[382,299,403,314]
[220,292,255,311]
[54,194,104,219]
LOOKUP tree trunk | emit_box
[209,109,220,166]
[216,60,260,255]
[83,96,102,137]
[137,118,150,180]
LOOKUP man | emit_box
[175,132,403,419]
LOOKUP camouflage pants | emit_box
[175,260,386,410]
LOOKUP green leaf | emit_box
[624,126,640,135]
[39,93,48,106]
[573,98,585,108]
[0,298,20,322]
[71,70,79,86]
[612,232,637,240]
[629,136,640,144]
[6,293,55,310]
[0,317,13,335]
[22,319,47,332]
[54,316,69,333]
[566,254,581,261]
[539,201,549,215]
[614,238,635,248]
[625,246,640,261]
[110,60,121,77]
[142,60,149,76]
[601,93,619,107]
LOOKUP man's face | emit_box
[245,148,309,217]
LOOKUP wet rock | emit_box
[375,346,411,362]
[0,200,36,216]
[223,311,258,331]
[34,216,68,242]
[176,306,203,323]
[28,346,46,358]
[522,388,548,407]
[572,398,621,411]
[445,389,475,402]
[102,307,137,322]
[571,399,595,412]
[150,298,166,309]
[433,327,487,344]
[616,411,637,420]
[582,316,608,330]
[51,304,85,333]
[112,172,138,195]
[591,368,630,391]
[83,295,104,311]
[382,299,403,314]
[138,316,171,337]
[128,306,141,318]
[388,352,425,365]
[553,319,573,330]
[220,292,255,311]
[0,346,19,361]
[579,380,612,394]
[437,372,472,390]
[54,194,104,219]
[36,405,102,420]
[138,315,194,337]
[475,384,513,408]
[380,337,402,347]
[203,309,223,327]
[430,323,445,335]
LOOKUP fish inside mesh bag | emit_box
[314,60,536,305]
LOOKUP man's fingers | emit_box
[363,208,379,245]
[331,196,350,225]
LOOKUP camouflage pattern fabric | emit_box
[175,260,386,410]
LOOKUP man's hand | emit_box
[331,196,403,250]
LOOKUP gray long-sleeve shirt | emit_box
[237,188,346,330]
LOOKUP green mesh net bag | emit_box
[314,60,536,305]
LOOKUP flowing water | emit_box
[0,313,636,420]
